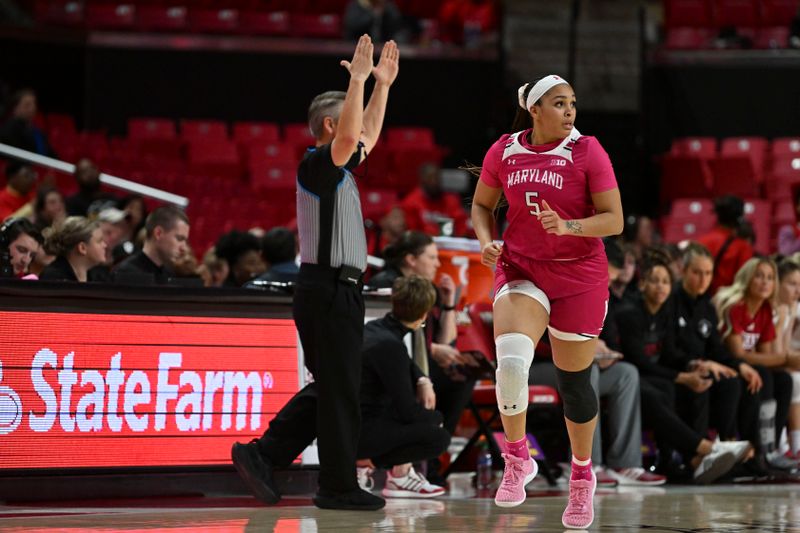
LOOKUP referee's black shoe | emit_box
[313,487,385,511]
[231,441,280,504]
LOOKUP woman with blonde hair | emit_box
[39,216,107,282]
[714,257,799,471]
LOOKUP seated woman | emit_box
[39,217,107,282]
[714,257,800,471]
[773,259,800,463]
[618,252,747,483]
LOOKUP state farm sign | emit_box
[0,312,299,469]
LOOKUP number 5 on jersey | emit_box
[526,191,541,216]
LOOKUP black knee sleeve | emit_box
[555,365,598,424]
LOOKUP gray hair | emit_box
[307,91,346,139]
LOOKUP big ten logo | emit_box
[0,360,23,435]
[551,159,567,167]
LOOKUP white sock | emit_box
[572,455,591,467]
[791,430,800,455]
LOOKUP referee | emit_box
[232,35,399,511]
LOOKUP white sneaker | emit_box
[382,467,446,499]
[605,467,666,486]
[357,466,375,491]
[693,449,737,484]
[711,440,751,463]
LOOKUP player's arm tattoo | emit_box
[565,220,583,234]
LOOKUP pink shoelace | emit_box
[500,453,526,486]
[566,479,592,513]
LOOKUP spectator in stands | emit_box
[245,227,298,287]
[113,206,189,285]
[618,252,748,483]
[344,0,408,43]
[400,163,469,237]
[609,243,638,306]
[33,185,65,230]
[438,0,498,46]
[65,158,116,217]
[0,161,36,221]
[368,206,406,258]
[623,214,655,262]
[671,244,763,458]
[199,246,228,288]
[775,259,800,462]
[214,230,266,287]
[172,242,202,282]
[369,230,475,482]
[777,185,800,256]
[698,195,753,295]
[0,217,42,278]
[39,217,106,282]
[118,194,148,242]
[232,275,450,503]
[714,257,800,471]
[0,88,56,158]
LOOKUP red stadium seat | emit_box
[774,201,796,228]
[669,198,714,219]
[720,136,767,178]
[250,160,297,190]
[45,113,76,135]
[660,155,713,203]
[188,7,239,33]
[233,122,280,144]
[136,5,188,32]
[662,217,715,243]
[709,158,760,198]
[85,3,136,30]
[664,0,713,27]
[246,142,297,167]
[35,0,85,26]
[387,127,436,149]
[760,0,799,26]
[712,0,760,27]
[771,156,800,181]
[237,10,289,35]
[670,137,717,159]
[283,123,316,149]
[128,117,177,140]
[664,27,714,49]
[772,138,800,158]
[288,13,341,38]
[187,140,241,177]
[361,189,398,221]
[355,145,391,187]
[389,146,443,193]
[181,119,229,142]
[754,26,790,48]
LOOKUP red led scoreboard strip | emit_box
[0,311,299,470]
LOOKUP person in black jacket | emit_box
[231,275,449,504]
[618,251,749,483]
[39,217,107,282]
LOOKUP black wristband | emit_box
[441,304,456,311]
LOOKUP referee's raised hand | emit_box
[340,34,374,82]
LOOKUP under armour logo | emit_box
[503,404,517,411]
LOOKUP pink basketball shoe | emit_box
[562,469,597,529]
[494,453,538,508]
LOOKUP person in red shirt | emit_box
[697,195,754,295]
[0,161,36,222]
[714,257,800,471]
[400,162,469,237]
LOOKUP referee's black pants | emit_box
[291,264,364,493]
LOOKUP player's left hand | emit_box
[538,199,566,236]
[373,40,399,86]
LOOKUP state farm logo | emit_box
[0,360,23,434]
[5,349,275,435]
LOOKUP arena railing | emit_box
[0,142,189,208]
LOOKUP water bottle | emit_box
[477,450,493,489]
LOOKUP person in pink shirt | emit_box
[471,75,623,529]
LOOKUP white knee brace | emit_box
[495,333,534,416]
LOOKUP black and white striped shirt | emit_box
[296,143,368,272]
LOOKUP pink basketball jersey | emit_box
[480,128,618,261]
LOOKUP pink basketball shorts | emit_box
[493,249,610,342]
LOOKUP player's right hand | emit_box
[481,241,502,267]
[340,34,374,82]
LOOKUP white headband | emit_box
[519,75,569,110]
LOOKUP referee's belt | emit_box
[299,263,364,285]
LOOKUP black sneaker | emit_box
[231,441,280,504]
[313,487,386,511]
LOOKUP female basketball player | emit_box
[471,75,623,529]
